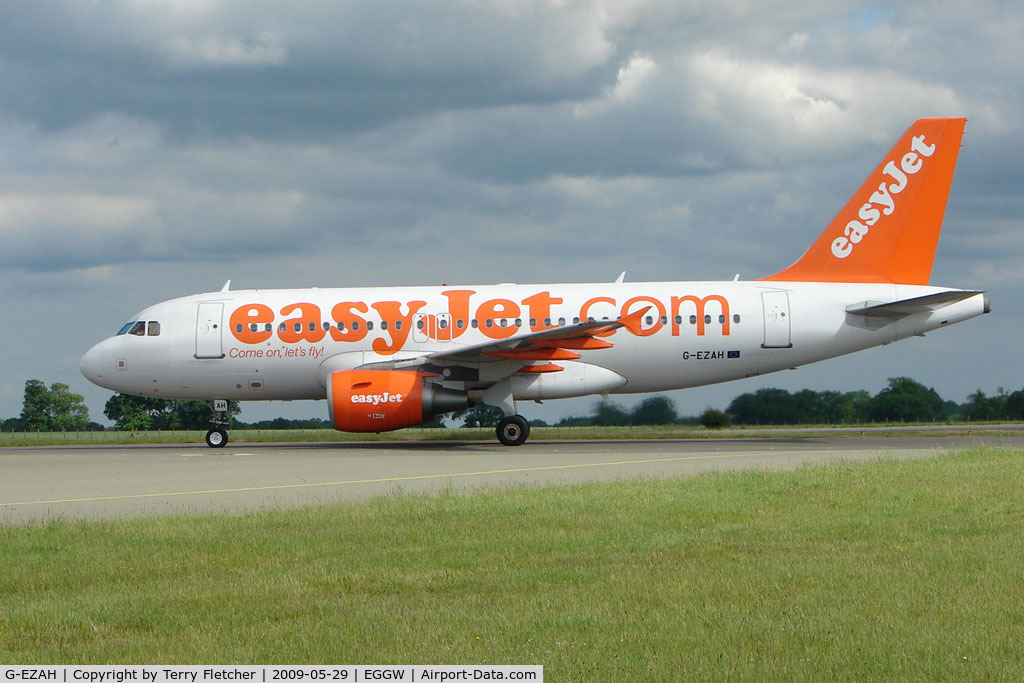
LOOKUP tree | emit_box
[867,377,944,423]
[962,389,1008,422]
[104,394,241,431]
[700,408,731,428]
[592,401,630,426]
[728,388,802,425]
[1007,390,1024,421]
[631,396,678,425]
[18,379,91,431]
[50,383,92,431]
[103,394,164,431]
[19,380,52,431]
[460,405,504,428]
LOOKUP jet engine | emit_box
[327,369,469,432]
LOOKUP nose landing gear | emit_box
[206,399,230,448]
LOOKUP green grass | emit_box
[2,448,1023,678]
[2,422,1019,447]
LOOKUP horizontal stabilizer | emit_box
[846,290,984,318]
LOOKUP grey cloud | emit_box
[0,0,1021,424]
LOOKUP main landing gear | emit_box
[206,399,230,448]
[496,415,530,447]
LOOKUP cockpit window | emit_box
[116,320,160,336]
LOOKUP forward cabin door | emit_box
[761,291,792,348]
[195,302,225,359]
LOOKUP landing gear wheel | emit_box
[496,415,530,446]
[205,428,228,448]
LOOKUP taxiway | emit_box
[2,435,1021,523]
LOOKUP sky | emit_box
[1,0,1021,426]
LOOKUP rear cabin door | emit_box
[761,291,792,349]
[195,302,225,359]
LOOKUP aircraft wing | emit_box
[357,307,649,379]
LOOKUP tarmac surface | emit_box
[2,434,1022,523]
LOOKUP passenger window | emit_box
[514,319,522,328]
[704,315,712,324]
[558,317,566,326]
[381,320,388,331]
[367,321,374,330]
[485,319,493,328]
[733,314,741,323]
[645,316,653,325]
[674,315,682,324]
[250,323,259,332]
[456,319,465,329]
[471,319,479,329]
[337,322,346,332]
[530,318,537,328]
[689,315,697,324]
[395,320,403,330]
[294,322,302,332]
[719,315,726,324]
[352,321,360,331]
[129,321,146,336]
[439,319,448,329]
[148,321,161,336]
[279,323,287,332]
[660,316,668,325]
[235,324,244,333]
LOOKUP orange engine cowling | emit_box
[328,369,469,432]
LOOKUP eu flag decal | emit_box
[727,350,741,359]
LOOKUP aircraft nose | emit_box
[80,343,105,384]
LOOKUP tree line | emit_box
[4,376,1024,432]
[1,380,320,432]
[548,377,1024,427]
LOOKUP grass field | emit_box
[2,447,1023,678]
[1,422,1019,447]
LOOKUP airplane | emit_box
[80,117,988,448]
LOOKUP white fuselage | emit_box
[80,280,987,407]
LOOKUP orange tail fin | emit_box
[762,117,966,284]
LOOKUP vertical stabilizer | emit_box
[762,118,966,284]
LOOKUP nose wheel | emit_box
[205,428,229,448]
[496,415,530,446]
